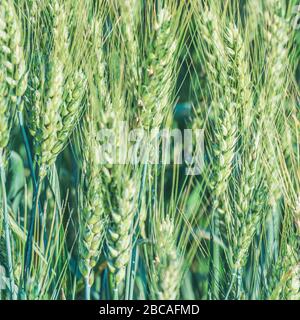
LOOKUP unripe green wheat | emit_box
[27,2,85,179]
[79,116,105,281]
[225,23,253,130]
[78,14,118,285]
[0,0,27,106]
[235,137,260,231]
[33,3,67,179]
[270,243,300,300]
[0,0,27,154]
[234,186,267,270]
[56,70,87,148]
[152,217,182,300]
[107,175,138,286]
[260,0,290,207]
[120,0,140,97]
[140,8,177,129]
[210,100,237,228]
[200,6,226,94]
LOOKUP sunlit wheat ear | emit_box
[286,266,300,300]
[235,136,260,228]
[264,0,290,106]
[90,15,117,129]
[152,217,182,300]
[233,186,267,270]
[30,2,68,179]
[0,0,27,106]
[200,15,238,222]
[270,243,300,300]
[78,13,119,285]
[0,0,27,154]
[140,8,177,129]
[231,140,263,275]
[25,72,42,143]
[92,19,112,113]
[210,100,237,226]
[56,69,87,149]
[107,175,138,286]
[120,0,140,96]
[260,1,291,206]
[199,6,226,93]
[79,116,105,282]
[225,23,253,131]
[283,246,300,300]
[231,141,262,283]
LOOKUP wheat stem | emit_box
[23,179,42,289]
[0,152,16,299]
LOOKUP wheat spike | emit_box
[27,2,85,179]
[0,0,27,106]
[56,69,87,148]
[260,0,290,206]
[120,0,140,97]
[0,0,27,154]
[139,8,177,129]
[78,114,105,281]
[270,243,300,300]
[107,174,138,286]
[152,217,182,300]
[78,14,118,283]
[234,186,267,270]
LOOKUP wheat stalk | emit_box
[0,70,9,154]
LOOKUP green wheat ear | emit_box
[78,113,106,282]
[270,242,300,300]
[55,69,87,149]
[139,8,177,130]
[0,0,27,104]
[107,174,139,286]
[26,2,86,179]
[0,0,27,154]
[152,217,182,300]
[32,2,67,179]
[120,0,141,98]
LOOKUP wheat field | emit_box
[0,0,299,300]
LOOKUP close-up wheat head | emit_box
[0,0,299,301]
